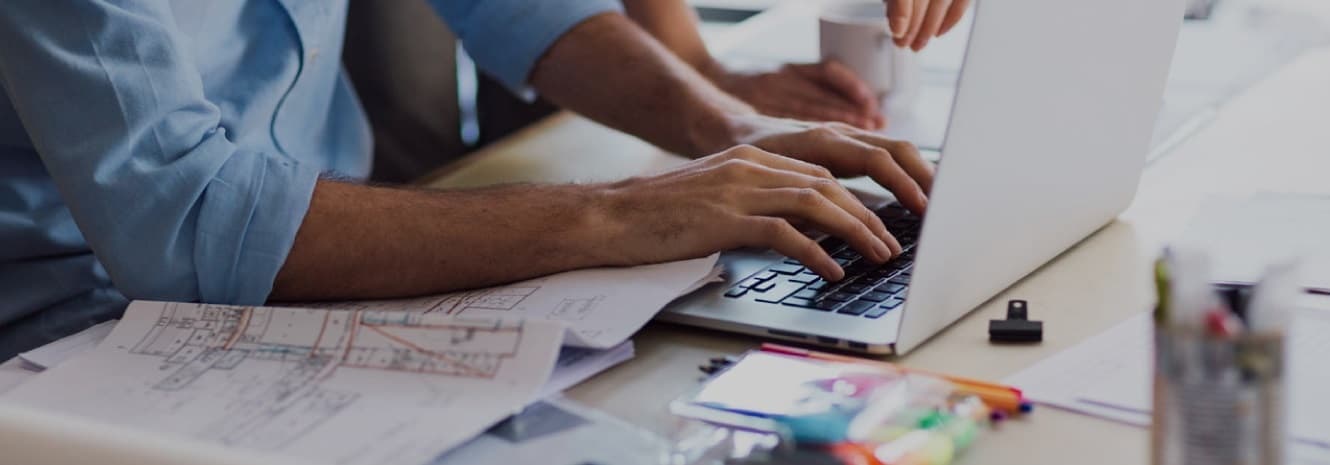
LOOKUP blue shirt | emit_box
[0,0,619,358]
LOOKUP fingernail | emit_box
[874,241,893,262]
[892,18,908,38]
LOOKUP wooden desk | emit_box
[422,47,1330,465]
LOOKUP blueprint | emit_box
[0,301,565,465]
[313,255,720,349]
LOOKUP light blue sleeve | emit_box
[0,1,319,305]
[429,0,623,93]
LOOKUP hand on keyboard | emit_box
[726,114,934,215]
[723,204,921,319]
[597,145,901,281]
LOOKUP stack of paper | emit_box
[3,301,566,465]
[0,255,720,465]
[7,319,636,405]
[1180,193,1330,292]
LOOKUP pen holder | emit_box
[1150,326,1286,465]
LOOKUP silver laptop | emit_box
[659,0,1189,355]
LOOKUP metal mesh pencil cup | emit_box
[1151,326,1286,465]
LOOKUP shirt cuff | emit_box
[434,0,622,96]
[193,150,320,305]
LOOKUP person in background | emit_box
[625,0,972,130]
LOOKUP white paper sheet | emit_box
[1004,301,1330,451]
[1180,193,1330,292]
[0,357,35,396]
[308,255,719,349]
[4,324,632,408]
[0,301,566,465]
[538,341,634,400]
[679,264,726,298]
[0,403,317,465]
[431,397,665,465]
[17,320,116,370]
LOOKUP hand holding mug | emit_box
[883,0,972,51]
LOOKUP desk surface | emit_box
[422,22,1330,465]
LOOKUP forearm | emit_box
[529,12,749,156]
[270,180,618,301]
[621,0,723,79]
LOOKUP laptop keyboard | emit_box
[722,203,920,319]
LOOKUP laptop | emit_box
[659,0,1189,355]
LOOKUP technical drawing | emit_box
[423,286,540,315]
[548,296,605,321]
[122,302,527,449]
[132,303,524,384]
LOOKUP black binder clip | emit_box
[989,300,1042,343]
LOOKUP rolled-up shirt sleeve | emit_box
[429,0,622,94]
[0,1,319,305]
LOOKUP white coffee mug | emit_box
[819,0,920,112]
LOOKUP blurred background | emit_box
[372,0,1330,182]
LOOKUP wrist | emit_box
[564,182,636,267]
[685,99,755,156]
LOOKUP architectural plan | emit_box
[315,254,720,348]
[0,301,565,465]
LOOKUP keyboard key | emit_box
[837,301,874,316]
[752,280,776,292]
[826,292,856,302]
[754,281,807,303]
[888,275,911,285]
[769,263,804,275]
[878,205,908,219]
[833,248,862,260]
[754,271,778,281]
[834,257,855,267]
[865,306,893,319]
[781,297,814,308]
[812,300,842,311]
[882,297,905,309]
[792,289,820,300]
[737,277,764,288]
[782,258,803,265]
[723,288,747,298]
[806,280,828,291]
[861,277,888,287]
[789,273,820,284]
[844,283,870,293]
[819,238,845,253]
[859,291,891,303]
[878,283,906,294]
[846,261,876,273]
